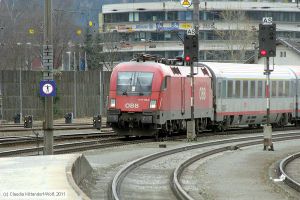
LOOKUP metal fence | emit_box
[0,70,111,121]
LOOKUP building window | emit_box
[167,11,177,21]
[129,12,139,22]
[178,11,193,21]
[280,51,287,57]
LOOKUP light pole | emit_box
[66,51,71,71]
[141,38,146,53]
[0,85,2,121]
[26,42,32,70]
[43,0,54,155]
[17,42,23,123]
[73,51,77,119]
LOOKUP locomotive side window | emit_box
[227,80,233,98]
[161,76,170,90]
[250,81,255,98]
[257,81,263,97]
[235,80,241,98]
[243,80,248,98]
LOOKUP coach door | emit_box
[181,77,185,115]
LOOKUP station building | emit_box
[100,0,300,64]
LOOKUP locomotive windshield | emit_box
[117,72,154,96]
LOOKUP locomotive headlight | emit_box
[110,98,116,108]
[149,100,157,109]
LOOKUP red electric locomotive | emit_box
[107,55,214,137]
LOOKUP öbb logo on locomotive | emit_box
[125,103,139,109]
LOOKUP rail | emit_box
[279,152,300,192]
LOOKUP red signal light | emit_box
[185,56,191,62]
[260,49,267,57]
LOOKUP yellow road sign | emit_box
[180,0,192,8]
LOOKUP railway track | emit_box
[109,132,300,200]
[279,152,300,192]
[0,133,155,157]
[0,128,114,146]
[0,123,106,132]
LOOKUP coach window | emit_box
[257,81,263,97]
[243,80,248,98]
[227,80,233,98]
[235,80,241,98]
[222,80,226,98]
[271,81,277,97]
[217,81,221,98]
[285,81,290,97]
[250,80,255,98]
[278,81,284,97]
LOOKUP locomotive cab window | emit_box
[117,72,154,96]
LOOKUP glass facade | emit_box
[104,10,300,23]
[102,2,300,62]
[103,0,297,4]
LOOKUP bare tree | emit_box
[99,32,122,70]
[0,0,85,70]
[52,0,83,69]
[0,0,45,70]
[84,31,121,70]
[214,9,256,62]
